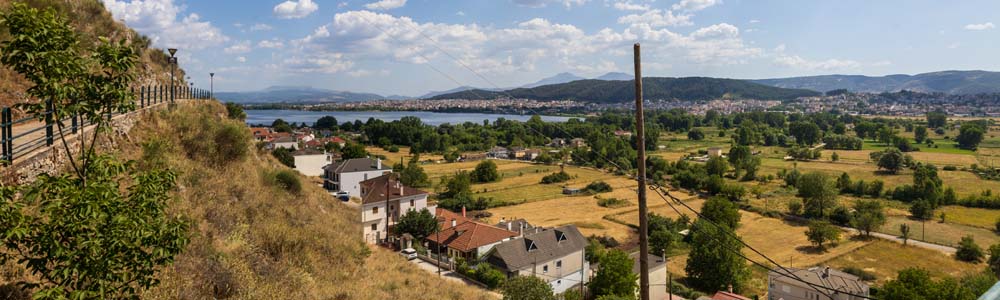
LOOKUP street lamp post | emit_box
[189,82,193,98]
[168,48,177,104]
[209,73,215,99]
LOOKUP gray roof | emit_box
[629,252,667,274]
[273,136,296,143]
[321,158,389,174]
[769,267,868,296]
[486,225,587,271]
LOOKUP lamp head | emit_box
[210,73,215,77]
[168,48,177,56]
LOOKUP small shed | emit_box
[707,147,723,157]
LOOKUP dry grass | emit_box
[366,146,444,164]
[939,205,1000,229]
[108,102,493,300]
[824,240,983,284]
[880,216,1000,249]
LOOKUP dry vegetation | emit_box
[824,240,983,284]
[106,102,491,300]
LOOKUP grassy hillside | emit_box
[98,101,489,299]
[0,0,185,112]
[430,77,821,102]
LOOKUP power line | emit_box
[650,187,877,300]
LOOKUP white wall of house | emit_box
[361,194,431,244]
[272,141,297,149]
[514,249,587,294]
[293,154,331,177]
[338,170,389,197]
[641,263,668,300]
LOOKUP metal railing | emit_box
[0,85,213,164]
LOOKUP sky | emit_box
[100,0,1000,96]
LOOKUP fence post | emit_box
[1,107,8,163]
[72,113,78,134]
[45,99,54,146]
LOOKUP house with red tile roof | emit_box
[427,207,518,261]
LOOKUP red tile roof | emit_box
[359,173,427,205]
[709,291,751,300]
[427,219,518,253]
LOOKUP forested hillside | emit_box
[430,77,820,102]
[0,0,184,110]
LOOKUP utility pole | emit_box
[168,48,177,104]
[634,43,651,300]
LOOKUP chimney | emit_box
[727,284,733,293]
[507,222,512,231]
[376,158,382,169]
[461,206,466,217]
[824,267,830,278]
[451,219,456,228]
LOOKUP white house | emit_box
[485,225,589,294]
[322,157,391,197]
[271,136,297,150]
[359,174,432,244]
[291,149,336,177]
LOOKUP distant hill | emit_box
[430,77,820,103]
[752,70,1000,94]
[596,72,634,81]
[417,85,507,99]
[522,72,585,88]
[216,86,388,104]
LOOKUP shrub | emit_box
[956,235,985,263]
[943,165,957,171]
[586,181,613,193]
[540,171,571,184]
[388,145,400,153]
[224,102,246,120]
[841,267,877,281]
[474,263,506,289]
[597,197,630,208]
[788,200,803,215]
[272,147,295,168]
[272,170,302,194]
[214,123,251,164]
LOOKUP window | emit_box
[556,260,562,269]
[373,206,378,214]
[410,199,415,207]
[371,223,377,231]
[543,265,548,273]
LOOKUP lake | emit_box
[245,110,573,126]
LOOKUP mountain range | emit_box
[430,77,819,103]
[218,70,1000,104]
[750,70,1000,94]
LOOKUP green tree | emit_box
[850,199,886,238]
[789,121,822,145]
[400,160,430,188]
[874,148,907,174]
[472,160,500,183]
[988,244,1000,278]
[956,235,984,263]
[927,111,948,128]
[914,125,928,144]
[589,250,638,298]
[685,220,750,293]
[272,147,295,168]
[796,172,838,218]
[900,224,911,245]
[395,208,437,241]
[805,221,841,250]
[831,151,839,162]
[688,128,705,140]
[313,116,339,130]
[441,171,473,199]
[705,156,729,177]
[502,275,555,300]
[701,196,741,230]
[341,142,368,159]
[910,200,935,220]
[957,123,985,150]
[225,102,246,120]
[0,5,189,298]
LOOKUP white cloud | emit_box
[671,0,721,11]
[618,9,693,27]
[773,55,861,70]
[611,0,650,11]
[274,0,319,19]
[964,22,995,31]
[749,19,760,24]
[338,2,349,8]
[249,23,273,31]
[224,41,252,54]
[512,0,589,8]
[348,69,390,77]
[283,53,354,74]
[365,0,407,10]
[948,42,961,49]
[236,56,247,63]
[102,0,228,49]
[456,11,466,16]
[258,39,286,49]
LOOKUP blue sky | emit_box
[101,0,1000,96]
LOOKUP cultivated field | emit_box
[824,240,983,284]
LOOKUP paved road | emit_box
[841,227,957,254]
[410,257,501,299]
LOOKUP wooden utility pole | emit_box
[634,43,651,300]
